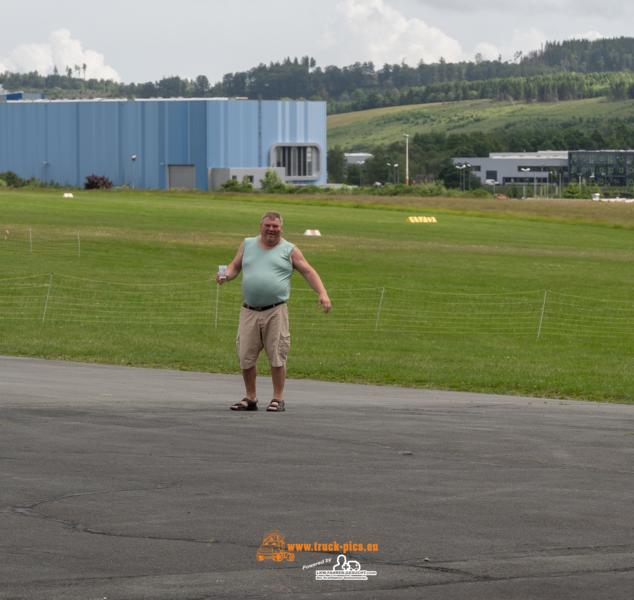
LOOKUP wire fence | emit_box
[1,227,83,259]
[1,227,632,339]
[1,273,632,340]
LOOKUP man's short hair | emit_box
[261,211,283,225]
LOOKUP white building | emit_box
[344,152,373,165]
[453,151,569,187]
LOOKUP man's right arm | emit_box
[216,242,244,285]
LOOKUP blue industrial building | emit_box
[0,98,327,190]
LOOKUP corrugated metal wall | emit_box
[0,98,327,190]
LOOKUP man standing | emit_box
[216,212,331,412]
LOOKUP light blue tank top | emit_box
[241,236,295,306]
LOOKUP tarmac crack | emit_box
[10,491,263,551]
[370,553,634,586]
[11,503,257,548]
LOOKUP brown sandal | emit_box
[266,399,285,412]
[230,398,258,411]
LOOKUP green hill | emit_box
[328,97,634,149]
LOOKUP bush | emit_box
[0,171,26,187]
[84,174,113,190]
[563,183,584,199]
[220,176,253,192]
[260,170,287,193]
[0,179,7,187]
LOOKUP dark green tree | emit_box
[327,146,346,183]
[194,75,210,96]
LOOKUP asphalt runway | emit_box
[1,355,632,600]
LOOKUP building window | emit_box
[485,170,497,180]
[271,145,320,178]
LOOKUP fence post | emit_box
[537,289,548,339]
[214,280,220,330]
[42,273,53,322]
[374,287,385,332]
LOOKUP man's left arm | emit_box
[291,247,332,312]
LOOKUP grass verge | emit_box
[1,188,633,402]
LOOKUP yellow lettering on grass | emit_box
[408,216,437,223]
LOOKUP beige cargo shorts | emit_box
[236,303,290,369]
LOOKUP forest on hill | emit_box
[3,37,634,113]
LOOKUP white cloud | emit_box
[510,27,548,57]
[570,30,603,41]
[474,42,500,62]
[331,0,463,66]
[471,27,607,64]
[0,29,121,81]
[471,28,547,63]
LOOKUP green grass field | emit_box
[1,189,633,402]
[328,97,634,148]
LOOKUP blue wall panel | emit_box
[78,102,121,186]
[0,98,327,190]
[165,101,189,165]
[119,101,141,187]
[141,100,160,189]
[188,101,208,190]
[45,103,79,185]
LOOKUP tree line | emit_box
[4,67,634,112]
[3,37,634,111]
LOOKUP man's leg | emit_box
[271,366,285,400]
[242,366,257,401]
[233,307,262,408]
[262,305,290,410]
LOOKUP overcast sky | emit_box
[1,0,633,84]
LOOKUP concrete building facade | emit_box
[453,151,569,188]
[454,150,634,189]
[0,98,327,190]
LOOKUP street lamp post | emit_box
[403,133,409,185]
[547,170,557,199]
[520,167,530,199]
[131,154,138,189]
[386,162,398,184]
[455,163,467,191]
